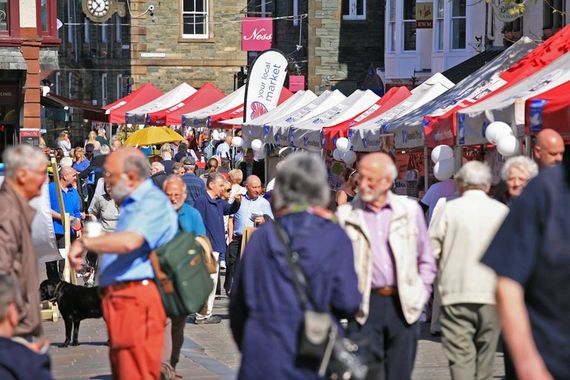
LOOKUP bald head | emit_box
[357,152,397,206]
[534,128,564,168]
[245,175,262,198]
[59,166,77,187]
[163,175,187,210]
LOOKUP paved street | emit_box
[43,290,506,380]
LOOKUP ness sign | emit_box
[242,17,273,51]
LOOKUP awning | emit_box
[125,83,196,124]
[146,83,225,126]
[442,49,504,84]
[104,83,164,124]
[41,93,106,121]
[182,86,246,128]
[525,81,570,142]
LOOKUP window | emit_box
[68,72,73,98]
[387,0,396,51]
[116,74,123,99]
[342,0,366,21]
[293,0,298,26]
[544,0,565,30]
[102,22,108,43]
[55,72,61,95]
[67,0,73,44]
[115,14,122,42]
[182,0,209,38]
[451,0,466,49]
[84,17,90,43]
[435,0,444,50]
[101,73,108,106]
[0,0,8,32]
[403,0,416,51]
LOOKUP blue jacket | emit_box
[48,181,81,235]
[193,193,240,253]
[181,173,206,206]
[230,211,362,379]
[178,203,206,236]
[0,338,53,380]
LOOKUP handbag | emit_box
[273,220,368,380]
[149,230,216,317]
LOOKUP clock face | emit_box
[86,0,111,17]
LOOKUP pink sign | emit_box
[289,75,305,92]
[241,17,273,52]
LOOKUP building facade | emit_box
[0,0,59,155]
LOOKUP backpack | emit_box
[149,233,217,317]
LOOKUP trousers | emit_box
[224,236,242,294]
[440,303,500,380]
[196,251,220,319]
[162,315,187,369]
[102,280,166,380]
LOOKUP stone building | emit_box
[129,0,248,93]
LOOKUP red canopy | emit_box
[322,86,412,150]
[211,87,294,129]
[146,83,225,126]
[423,25,570,147]
[525,80,570,142]
[103,83,164,124]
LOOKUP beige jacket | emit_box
[337,192,436,325]
[429,190,509,306]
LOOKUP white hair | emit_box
[2,144,47,180]
[501,155,539,182]
[100,145,111,155]
[272,152,330,210]
[151,161,165,172]
[455,161,492,189]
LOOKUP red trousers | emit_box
[102,280,166,380]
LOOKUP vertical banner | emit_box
[243,49,288,123]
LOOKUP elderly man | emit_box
[482,162,570,379]
[225,175,272,294]
[161,176,206,376]
[336,152,436,380]
[194,172,241,324]
[47,165,82,281]
[0,145,48,339]
[534,128,565,168]
[150,161,168,189]
[238,148,265,184]
[69,148,178,380]
[429,161,509,380]
[180,157,206,206]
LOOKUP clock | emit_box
[87,0,110,17]
[82,0,125,22]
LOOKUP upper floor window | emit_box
[55,72,61,95]
[182,0,209,38]
[543,0,565,30]
[403,0,416,51]
[101,73,108,106]
[451,0,466,49]
[342,0,366,21]
[387,0,396,52]
[0,0,8,32]
[36,0,58,41]
[435,0,444,51]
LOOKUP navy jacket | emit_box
[181,173,206,206]
[230,211,362,379]
[194,193,240,253]
[0,338,53,380]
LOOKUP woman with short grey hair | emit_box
[499,155,538,206]
[230,152,362,379]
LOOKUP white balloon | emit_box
[342,150,357,167]
[212,130,221,141]
[485,121,512,144]
[232,136,243,148]
[434,158,454,181]
[336,137,350,152]
[497,135,520,157]
[431,145,454,163]
[332,149,342,161]
[251,139,263,151]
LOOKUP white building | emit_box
[384,0,570,86]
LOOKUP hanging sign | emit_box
[491,0,526,22]
[416,3,433,29]
[241,17,273,52]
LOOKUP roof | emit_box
[442,49,505,84]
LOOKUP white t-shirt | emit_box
[215,142,231,160]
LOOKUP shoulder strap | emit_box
[273,219,320,311]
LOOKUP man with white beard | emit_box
[68,148,177,380]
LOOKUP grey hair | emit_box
[386,161,398,181]
[206,172,225,188]
[100,145,111,155]
[123,154,151,179]
[0,274,16,321]
[501,156,539,182]
[163,175,187,192]
[272,152,330,210]
[2,144,47,180]
[455,161,492,189]
[151,161,165,172]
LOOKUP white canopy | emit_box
[457,51,570,146]
[288,90,380,152]
[239,90,318,147]
[182,86,245,128]
[349,73,455,151]
[124,83,196,124]
[265,90,347,146]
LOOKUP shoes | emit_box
[194,315,222,324]
[219,260,226,270]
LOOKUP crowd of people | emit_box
[0,126,568,380]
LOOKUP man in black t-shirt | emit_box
[482,164,570,380]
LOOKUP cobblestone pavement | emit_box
[44,292,505,379]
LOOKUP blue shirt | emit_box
[233,194,273,236]
[181,172,206,206]
[98,179,178,287]
[72,159,90,172]
[178,203,206,236]
[48,181,82,235]
[194,193,240,253]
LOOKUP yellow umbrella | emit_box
[125,127,185,147]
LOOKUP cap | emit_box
[182,157,196,167]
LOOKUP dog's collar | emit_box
[48,281,66,303]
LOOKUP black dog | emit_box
[40,279,103,347]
